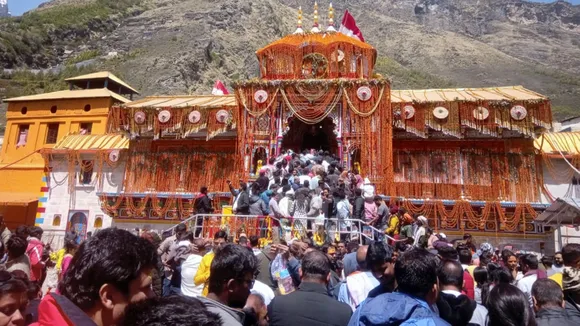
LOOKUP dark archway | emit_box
[281,117,338,155]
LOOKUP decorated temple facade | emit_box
[7,5,554,250]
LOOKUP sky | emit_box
[7,0,580,16]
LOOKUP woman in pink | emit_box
[59,238,78,282]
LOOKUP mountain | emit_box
[1,0,579,120]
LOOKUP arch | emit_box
[94,216,103,228]
[52,215,61,227]
[20,107,27,115]
[50,105,57,114]
[67,211,88,240]
[252,146,268,174]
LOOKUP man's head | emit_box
[395,248,439,305]
[562,243,580,268]
[458,247,472,265]
[300,250,331,284]
[58,228,157,325]
[6,236,27,259]
[463,234,473,243]
[541,256,553,270]
[303,180,310,189]
[519,254,539,274]
[373,196,382,206]
[122,295,222,326]
[437,246,458,261]
[200,186,208,195]
[213,231,228,255]
[366,242,395,285]
[249,236,259,249]
[27,226,43,240]
[337,242,346,255]
[0,271,28,326]
[238,236,248,247]
[554,252,564,266]
[174,224,187,240]
[14,226,28,240]
[438,259,464,291]
[245,293,267,326]
[356,245,369,271]
[355,188,362,197]
[208,244,258,309]
[532,278,564,312]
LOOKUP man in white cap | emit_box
[413,215,428,247]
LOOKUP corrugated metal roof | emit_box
[4,89,130,104]
[51,134,129,152]
[391,86,547,103]
[65,71,139,94]
[534,132,580,155]
[123,95,237,109]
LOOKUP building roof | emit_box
[122,95,237,109]
[4,89,130,104]
[256,31,376,55]
[65,71,140,95]
[391,86,547,103]
[49,134,129,152]
[0,192,39,206]
[534,132,580,155]
[535,198,580,225]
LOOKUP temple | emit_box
[1,5,562,251]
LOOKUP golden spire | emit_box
[294,6,304,34]
[327,2,336,32]
[311,1,321,33]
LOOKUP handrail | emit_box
[163,214,404,244]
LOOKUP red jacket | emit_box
[463,270,475,300]
[31,293,96,326]
[26,237,44,282]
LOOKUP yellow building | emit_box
[0,72,137,228]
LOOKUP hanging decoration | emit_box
[254,90,268,104]
[134,111,146,125]
[108,150,120,163]
[403,105,415,119]
[188,110,201,124]
[158,110,172,124]
[216,110,230,123]
[356,86,372,102]
[510,105,527,120]
[433,107,449,120]
[473,107,489,121]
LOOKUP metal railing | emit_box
[163,214,401,245]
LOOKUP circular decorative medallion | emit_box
[403,105,416,119]
[108,150,120,163]
[331,49,345,62]
[357,86,372,102]
[510,105,527,120]
[134,111,146,125]
[188,110,201,124]
[216,110,229,123]
[433,107,449,119]
[254,90,268,104]
[158,110,171,123]
[473,106,489,120]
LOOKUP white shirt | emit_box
[298,175,311,185]
[251,279,275,306]
[181,254,204,297]
[252,248,261,256]
[516,273,537,308]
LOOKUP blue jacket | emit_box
[348,292,450,326]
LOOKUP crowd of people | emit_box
[0,209,579,326]
[0,150,579,325]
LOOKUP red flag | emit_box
[339,10,365,42]
[212,80,229,95]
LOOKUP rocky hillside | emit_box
[1,0,579,119]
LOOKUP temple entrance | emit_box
[281,117,338,155]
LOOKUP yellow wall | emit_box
[0,97,115,193]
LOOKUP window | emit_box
[80,123,92,135]
[46,123,59,144]
[50,106,57,114]
[79,160,94,185]
[84,104,91,112]
[21,107,27,115]
[16,124,29,148]
[52,215,61,227]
